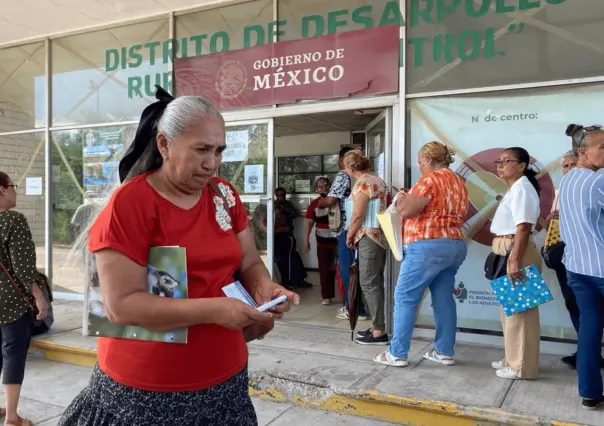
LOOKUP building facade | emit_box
[0,0,602,341]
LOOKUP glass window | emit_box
[408,83,604,339]
[278,155,322,174]
[0,131,45,270]
[323,154,340,173]
[407,0,604,93]
[278,172,337,194]
[278,0,394,41]
[51,125,136,294]
[366,116,386,179]
[51,19,170,126]
[219,123,269,196]
[0,42,46,132]
[278,153,339,193]
[176,0,273,53]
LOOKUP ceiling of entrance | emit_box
[274,109,382,137]
[0,0,220,45]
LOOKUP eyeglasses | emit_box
[2,184,16,189]
[577,125,604,144]
[494,159,520,166]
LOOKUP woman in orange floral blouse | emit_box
[374,141,468,367]
[343,150,391,346]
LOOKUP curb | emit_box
[248,371,586,426]
[30,339,97,368]
[30,340,587,426]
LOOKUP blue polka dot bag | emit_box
[490,264,554,317]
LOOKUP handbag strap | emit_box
[0,261,32,309]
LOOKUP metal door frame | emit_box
[225,118,275,277]
[364,108,394,333]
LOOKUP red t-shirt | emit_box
[88,173,249,392]
[305,197,330,230]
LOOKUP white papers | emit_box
[244,164,264,193]
[223,130,250,162]
[222,281,258,307]
[25,177,43,195]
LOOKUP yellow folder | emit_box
[377,204,403,261]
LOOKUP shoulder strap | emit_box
[0,215,33,308]
[209,179,232,221]
[0,261,32,309]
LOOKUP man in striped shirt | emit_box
[559,124,604,410]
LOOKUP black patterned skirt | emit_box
[58,364,257,426]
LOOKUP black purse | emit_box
[541,241,565,270]
[484,252,509,281]
[540,197,565,269]
[484,238,514,280]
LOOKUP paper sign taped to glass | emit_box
[490,264,554,317]
[377,191,403,261]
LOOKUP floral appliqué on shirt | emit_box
[213,182,237,231]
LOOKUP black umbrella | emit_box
[347,252,363,340]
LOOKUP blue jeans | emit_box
[337,232,366,316]
[566,271,604,398]
[390,238,467,359]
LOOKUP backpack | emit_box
[327,173,352,231]
[327,203,342,231]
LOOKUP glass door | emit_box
[364,109,394,331]
[220,119,275,275]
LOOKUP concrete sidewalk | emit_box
[12,355,399,425]
[31,301,603,425]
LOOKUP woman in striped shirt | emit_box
[374,142,468,367]
[559,124,604,410]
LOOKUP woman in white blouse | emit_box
[489,147,542,380]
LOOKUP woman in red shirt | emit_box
[304,177,337,305]
[58,87,299,426]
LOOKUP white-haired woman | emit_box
[559,124,604,410]
[58,87,299,425]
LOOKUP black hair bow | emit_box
[118,85,174,183]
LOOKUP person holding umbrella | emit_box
[341,150,390,345]
[374,141,468,367]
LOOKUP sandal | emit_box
[373,351,408,367]
[4,416,33,426]
[423,349,455,366]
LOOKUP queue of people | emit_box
[2,81,602,424]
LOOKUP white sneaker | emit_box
[491,359,505,370]
[322,299,332,306]
[336,307,349,320]
[423,349,455,366]
[496,366,522,380]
